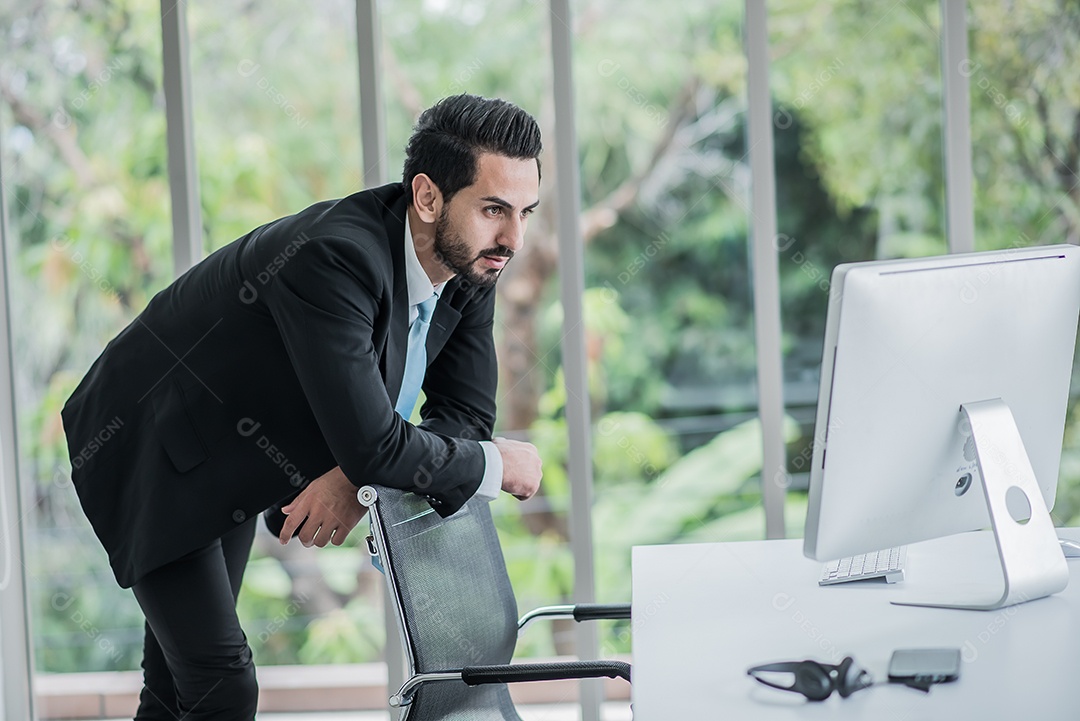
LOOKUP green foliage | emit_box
[297,599,385,666]
[967,1,1080,249]
[596,415,799,549]
[1053,396,1080,527]
[771,0,946,232]
[187,0,366,246]
[584,210,759,416]
[238,556,310,666]
[592,415,801,654]
[593,411,679,487]
[5,0,1079,676]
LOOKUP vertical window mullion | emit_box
[0,108,36,720]
[355,0,407,702]
[941,0,975,254]
[550,1,602,719]
[746,0,787,539]
[357,0,386,190]
[160,0,203,276]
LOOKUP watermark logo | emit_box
[50,58,126,129]
[237,418,306,487]
[50,592,125,664]
[238,232,311,303]
[770,592,843,662]
[256,591,310,643]
[773,233,832,295]
[596,60,670,129]
[958,60,1028,129]
[70,416,125,469]
[774,58,845,130]
[51,234,119,299]
[447,59,485,95]
[236,59,310,128]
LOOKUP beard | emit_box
[433,206,513,288]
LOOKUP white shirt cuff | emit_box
[475,441,503,501]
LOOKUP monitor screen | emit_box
[803,245,1080,564]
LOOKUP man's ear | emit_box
[411,174,443,224]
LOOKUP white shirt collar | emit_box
[403,213,444,307]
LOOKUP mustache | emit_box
[479,247,514,260]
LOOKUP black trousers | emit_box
[131,518,258,720]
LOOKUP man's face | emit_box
[433,153,540,287]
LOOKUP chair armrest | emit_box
[462,660,632,685]
[572,603,631,622]
[391,661,632,706]
[518,602,631,631]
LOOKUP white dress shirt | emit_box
[403,214,503,501]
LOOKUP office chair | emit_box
[358,484,632,720]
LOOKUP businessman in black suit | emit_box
[61,94,543,719]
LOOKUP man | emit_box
[61,94,543,720]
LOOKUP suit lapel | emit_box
[426,297,461,360]
[379,190,410,404]
[375,186,470,398]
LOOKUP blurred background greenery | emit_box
[2,0,1078,674]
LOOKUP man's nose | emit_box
[501,216,526,253]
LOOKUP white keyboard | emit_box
[819,546,906,585]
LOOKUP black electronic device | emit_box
[747,656,873,701]
[887,648,961,691]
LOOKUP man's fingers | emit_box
[279,479,367,548]
[313,525,335,548]
[279,509,306,545]
[297,521,320,547]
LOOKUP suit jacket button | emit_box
[232,509,247,523]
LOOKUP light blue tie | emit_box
[395,293,438,419]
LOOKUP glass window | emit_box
[967,1,1080,525]
[574,0,756,663]
[380,0,570,658]
[188,0,375,669]
[190,0,363,252]
[0,0,170,707]
[769,0,947,531]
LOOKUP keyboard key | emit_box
[819,546,906,586]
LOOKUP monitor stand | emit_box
[891,398,1070,611]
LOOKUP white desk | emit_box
[631,529,1080,719]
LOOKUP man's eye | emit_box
[485,206,503,216]
[522,208,535,218]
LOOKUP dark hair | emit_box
[402,94,542,205]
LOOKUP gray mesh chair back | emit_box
[367,485,524,720]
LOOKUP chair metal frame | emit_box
[358,485,631,717]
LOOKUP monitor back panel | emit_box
[805,246,1080,561]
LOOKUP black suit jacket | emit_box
[61,183,498,588]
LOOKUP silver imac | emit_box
[803,244,1080,610]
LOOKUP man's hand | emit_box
[279,465,368,547]
[493,437,542,500]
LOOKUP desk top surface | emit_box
[631,529,1080,720]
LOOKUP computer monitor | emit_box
[803,244,1080,610]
